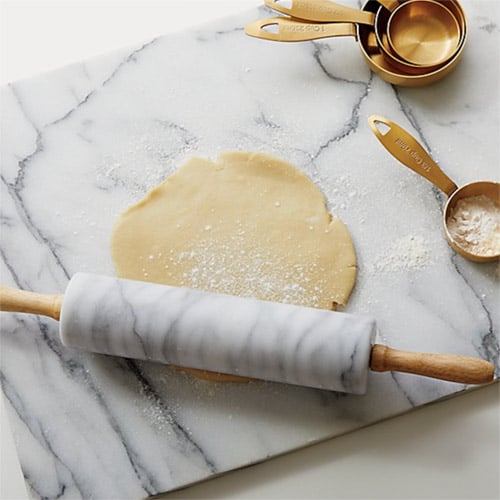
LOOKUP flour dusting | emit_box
[372,234,433,272]
[153,231,330,309]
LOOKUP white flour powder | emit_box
[371,234,433,272]
[446,194,500,257]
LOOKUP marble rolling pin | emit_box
[0,273,494,394]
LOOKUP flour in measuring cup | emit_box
[446,195,500,257]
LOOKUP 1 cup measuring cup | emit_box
[368,115,500,262]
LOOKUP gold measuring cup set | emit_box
[245,0,467,86]
[245,1,499,261]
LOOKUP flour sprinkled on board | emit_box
[371,234,433,272]
[145,231,330,309]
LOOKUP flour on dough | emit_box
[111,151,357,381]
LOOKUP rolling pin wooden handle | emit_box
[0,286,63,321]
[370,344,495,385]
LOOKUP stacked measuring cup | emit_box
[245,0,467,86]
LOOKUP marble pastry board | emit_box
[0,1,498,498]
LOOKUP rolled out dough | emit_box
[111,151,357,381]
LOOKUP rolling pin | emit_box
[0,273,494,394]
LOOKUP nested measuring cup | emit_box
[264,0,462,68]
[246,0,467,86]
[368,115,500,262]
[374,0,466,74]
[386,0,461,66]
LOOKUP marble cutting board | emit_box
[0,1,498,498]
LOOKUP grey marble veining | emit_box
[0,1,499,498]
[60,273,376,393]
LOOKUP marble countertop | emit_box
[1,1,499,498]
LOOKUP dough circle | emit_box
[111,151,357,381]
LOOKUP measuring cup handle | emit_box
[376,0,399,11]
[245,17,357,42]
[264,0,375,25]
[368,115,458,197]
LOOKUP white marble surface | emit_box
[0,0,499,498]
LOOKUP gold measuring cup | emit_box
[361,0,466,85]
[246,0,467,86]
[374,0,466,73]
[263,0,462,68]
[387,0,461,66]
[368,115,500,262]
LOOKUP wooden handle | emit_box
[0,285,63,321]
[370,344,495,385]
